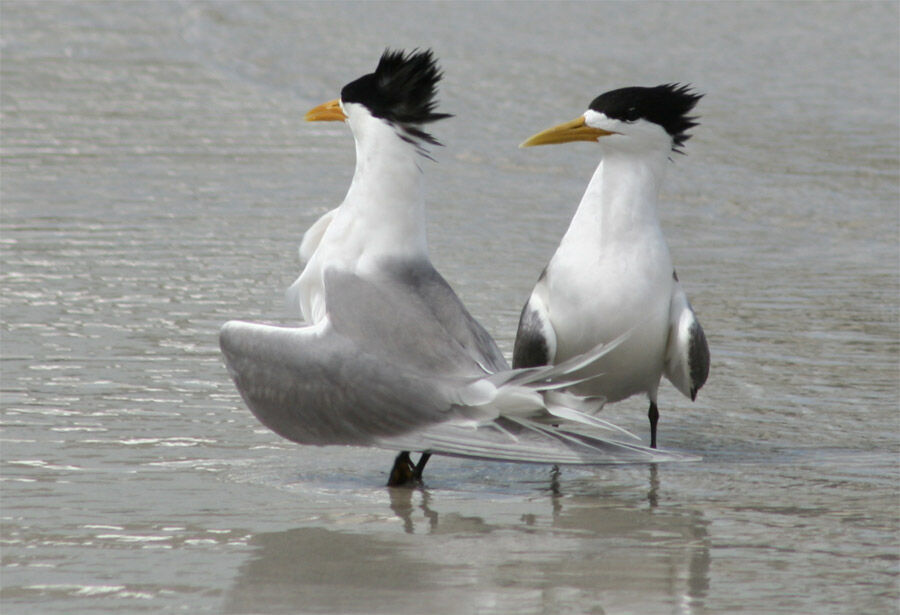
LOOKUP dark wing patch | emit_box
[688,320,710,400]
[512,301,551,369]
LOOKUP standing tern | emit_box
[514,84,710,449]
[220,51,692,486]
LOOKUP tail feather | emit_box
[460,328,637,431]
[490,327,633,390]
[377,417,698,465]
[542,394,639,441]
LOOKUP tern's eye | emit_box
[622,106,640,122]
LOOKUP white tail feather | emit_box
[543,394,640,441]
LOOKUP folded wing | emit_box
[663,282,710,400]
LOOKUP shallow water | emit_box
[2,2,898,614]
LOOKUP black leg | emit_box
[648,401,659,449]
[387,451,416,487]
[413,453,431,480]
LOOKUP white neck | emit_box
[564,147,669,246]
[295,112,430,323]
[339,113,428,261]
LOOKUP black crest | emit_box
[589,84,702,151]
[341,48,452,147]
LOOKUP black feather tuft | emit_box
[340,48,452,147]
[589,84,703,151]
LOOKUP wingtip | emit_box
[218,321,236,355]
[218,320,252,356]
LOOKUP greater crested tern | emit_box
[514,84,710,449]
[220,52,691,486]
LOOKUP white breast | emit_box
[544,217,674,402]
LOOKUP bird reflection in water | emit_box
[388,485,438,535]
[224,466,709,614]
[388,464,668,534]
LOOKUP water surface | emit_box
[2,2,898,613]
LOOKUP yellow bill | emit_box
[520,116,616,147]
[305,98,347,122]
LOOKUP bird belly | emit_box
[546,247,672,402]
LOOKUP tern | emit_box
[220,51,690,486]
[514,84,710,449]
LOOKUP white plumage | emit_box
[220,54,692,485]
[514,85,710,448]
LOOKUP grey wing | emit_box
[663,282,710,400]
[408,261,508,373]
[224,264,507,448]
[512,272,557,369]
[354,258,508,373]
[222,263,697,465]
[219,312,696,464]
[219,319,459,446]
[219,319,696,465]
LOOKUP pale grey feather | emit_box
[221,260,685,464]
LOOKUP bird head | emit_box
[305,48,452,154]
[521,84,702,154]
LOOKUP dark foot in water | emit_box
[387,451,431,487]
[648,401,659,449]
[413,452,431,480]
[388,452,415,486]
